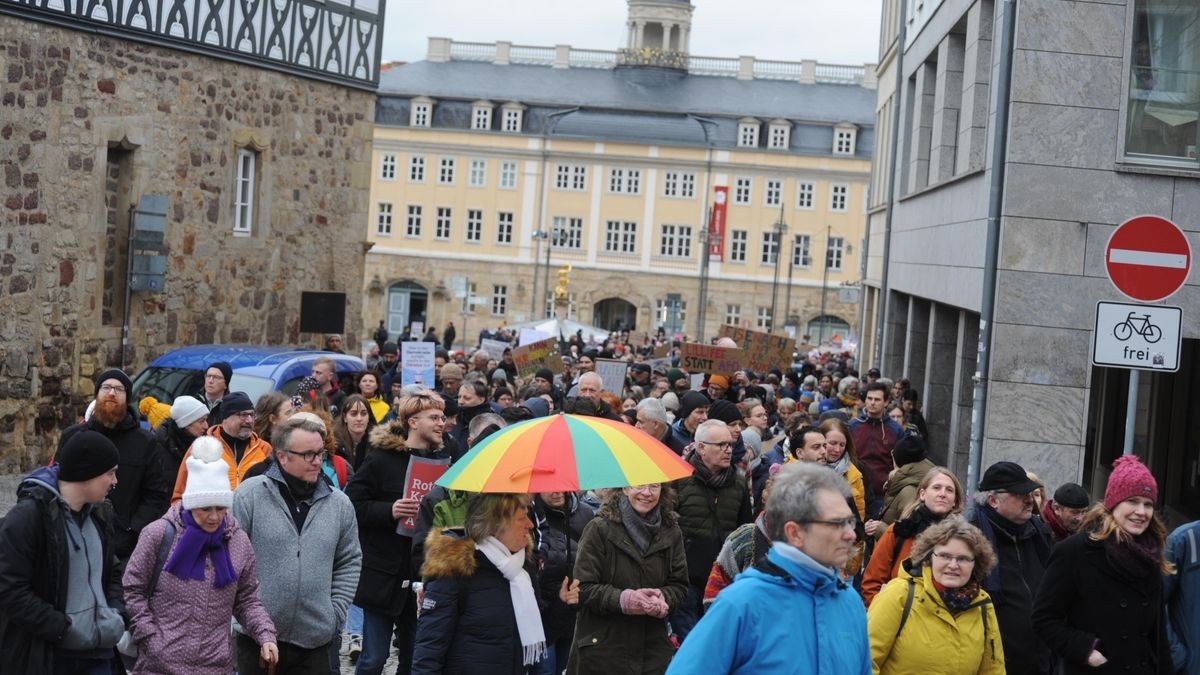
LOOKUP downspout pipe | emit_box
[874,0,907,370]
[967,0,1018,493]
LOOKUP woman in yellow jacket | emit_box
[868,516,1005,675]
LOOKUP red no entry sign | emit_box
[1105,215,1192,302]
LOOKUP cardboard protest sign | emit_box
[512,337,562,378]
[594,359,628,395]
[480,338,510,360]
[717,325,794,373]
[653,344,669,358]
[401,342,436,387]
[395,456,451,536]
[679,343,743,375]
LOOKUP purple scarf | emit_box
[163,510,238,588]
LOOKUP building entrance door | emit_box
[387,281,428,336]
[593,297,637,332]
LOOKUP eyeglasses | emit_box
[414,414,448,423]
[98,384,126,394]
[204,374,225,381]
[236,412,256,420]
[699,440,733,449]
[932,552,976,565]
[285,449,324,463]
[800,517,857,531]
[630,485,662,494]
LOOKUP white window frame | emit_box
[465,209,483,243]
[555,164,587,191]
[491,285,508,316]
[471,102,493,131]
[375,202,393,236]
[438,157,455,185]
[830,183,849,212]
[725,304,741,326]
[734,177,752,205]
[552,216,584,250]
[501,105,524,133]
[608,167,642,195]
[496,211,514,245]
[765,179,783,207]
[655,298,688,326]
[792,234,812,268]
[760,231,780,265]
[603,220,638,254]
[834,126,857,155]
[659,224,693,258]
[233,147,256,234]
[756,306,772,330]
[826,236,845,271]
[729,229,747,262]
[768,121,791,150]
[379,153,396,180]
[738,119,760,148]
[405,204,422,237]
[499,161,518,190]
[663,171,696,198]
[797,181,815,210]
[410,97,433,127]
[469,159,487,187]
[409,155,426,183]
[435,207,452,240]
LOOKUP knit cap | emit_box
[678,391,710,420]
[170,396,210,428]
[181,436,233,510]
[207,361,233,387]
[58,430,120,482]
[534,368,555,382]
[708,375,730,390]
[217,392,254,420]
[1104,455,1157,510]
[138,396,172,429]
[94,368,132,396]
[891,435,928,467]
[707,399,742,425]
[440,363,464,380]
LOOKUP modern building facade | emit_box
[0,0,382,466]
[364,0,877,346]
[864,0,1200,521]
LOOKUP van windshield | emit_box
[131,367,204,403]
[228,374,275,405]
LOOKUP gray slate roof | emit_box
[378,60,875,126]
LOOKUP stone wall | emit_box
[0,19,375,469]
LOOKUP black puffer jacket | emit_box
[153,418,198,487]
[532,493,594,641]
[56,408,170,560]
[413,530,533,675]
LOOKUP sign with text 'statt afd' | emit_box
[680,343,742,375]
[717,325,793,373]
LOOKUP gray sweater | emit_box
[232,464,362,649]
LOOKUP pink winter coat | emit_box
[123,504,276,674]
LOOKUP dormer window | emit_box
[501,103,525,133]
[410,97,434,127]
[472,101,494,131]
[738,118,760,148]
[834,124,857,155]
[768,120,791,150]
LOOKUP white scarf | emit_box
[475,536,547,666]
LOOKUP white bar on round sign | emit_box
[1108,248,1188,268]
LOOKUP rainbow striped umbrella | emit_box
[436,414,694,493]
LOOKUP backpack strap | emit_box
[894,576,916,642]
[147,520,176,597]
[333,455,348,488]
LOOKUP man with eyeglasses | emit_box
[55,368,169,561]
[966,461,1054,675]
[670,419,752,642]
[667,462,870,674]
[195,360,232,424]
[345,391,456,674]
[170,391,271,503]
[233,414,362,674]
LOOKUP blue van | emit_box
[130,345,365,406]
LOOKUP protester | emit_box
[636,397,685,455]
[0,431,125,673]
[849,382,906,517]
[1040,482,1090,543]
[357,371,391,424]
[1033,455,1172,673]
[123,436,279,673]
[172,391,271,503]
[337,393,375,470]
[57,368,170,561]
[702,469,777,606]
[666,463,870,674]
[868,516,1003,674]
[311,356,347,416]
[877,435,936,526]
[250,391,294,447]
[1165,518,1200,674]
[154,395,210,486]
[967,461,1054,675]
[530,491,594,675]
[414,493,543,674]
[668,391,709,450]
[568,484,687,674]
[196,361,232,422]
[232,415,362,674]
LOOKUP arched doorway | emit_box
[593,297,638,332]
[807,314,850,345]
[387,281,428,336]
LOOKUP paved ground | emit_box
[0,472,398,673]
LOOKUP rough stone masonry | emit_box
[0,19,375,469]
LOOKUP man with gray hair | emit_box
[635,398,686,455]
[667,462,870,674]
[670,418,752,641]
[232,415,362,674]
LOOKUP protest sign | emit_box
[679,343,743,375]
[512,337,562,378]
[594,359,628,395]
[717,325,794,373]
[401,341,436,386]
[480,338,509,360]
[395,456,451,536]
[653,344,669,358]
[519,328,552,346]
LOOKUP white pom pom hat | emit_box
[181,436,233,510]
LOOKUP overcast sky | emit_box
[382,1,882,67]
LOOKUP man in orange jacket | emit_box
[172,391,271,502]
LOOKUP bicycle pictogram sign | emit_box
[1113,312,1162,344]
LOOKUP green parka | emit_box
[672,465,753,586]
[567,491,688,675]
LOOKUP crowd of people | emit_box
[0,325,1197,675]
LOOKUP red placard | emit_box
[708,186,728,260]
[1105,215,1191,302]
[395,456,451,537]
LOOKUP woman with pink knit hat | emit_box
[1032,455,1174,674]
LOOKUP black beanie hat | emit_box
[678,391,711,420]
[535,368,555,382]
[58,430,120,482]
[891,435,928,467]
[217,392,254,420]
[1053,482,1090,509]
[707,399,742,425]
[207,361,233,386]
[94,368,132,396]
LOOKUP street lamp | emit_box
[768,203,787,333]
[531,229,548,317]
[819,224,832,343]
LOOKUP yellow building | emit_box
[364,1,876,346]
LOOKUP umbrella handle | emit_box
[509,465,557,480]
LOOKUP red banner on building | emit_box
[708,185,728,261]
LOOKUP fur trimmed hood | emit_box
[420,528,536,580]
[366,419,413,454]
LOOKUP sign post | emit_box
[1099,215,1192,455]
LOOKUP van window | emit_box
[131,367,204,404]
[228,374,275,406]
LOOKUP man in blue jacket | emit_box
[1165,519,1200,674]
[666,462,870,674]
